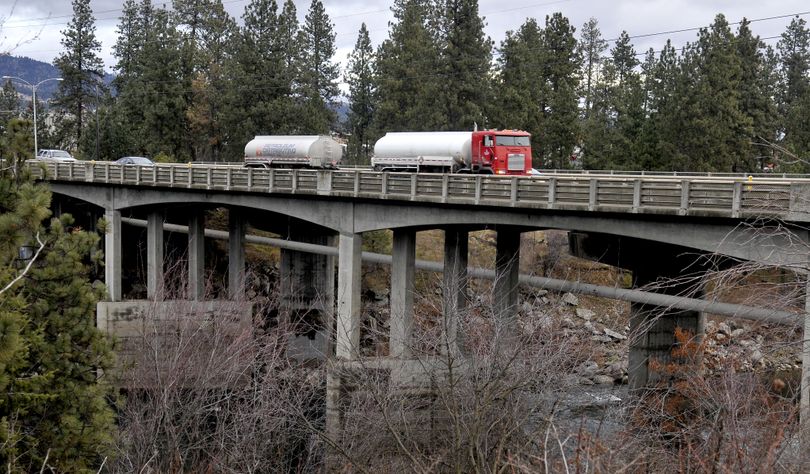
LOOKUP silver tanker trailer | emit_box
[244,135,343,169]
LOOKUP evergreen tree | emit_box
[538,13,580,169]
[735,19,778,170]
[298,0,339,133]
[776,16,810,166]
[373,0,444,133]
[493,19,544,165]
[0,122,115,470]
[53,0,105,151]
[0,80,19,135]
[345,23,376,164]
[440,0,492,129]
[111,0,142,93]
[578,17,607,119]
[674,14,752,172]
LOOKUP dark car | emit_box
[115,156,154,166]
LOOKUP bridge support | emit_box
[228,210,246,300]
[391,229,416,358]
[336,232,362,359]
[188,211,205,300]
[147,211,164,299]
[104,209,122,302]
[280,228,336,360]
[495,228,521,321]
[443,228,469,355]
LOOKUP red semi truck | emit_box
[371,129,532,175]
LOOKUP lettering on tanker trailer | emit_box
[259,143,297,158]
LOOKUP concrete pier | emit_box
[336,232,362,359]
[494,229,521,320]
[443,228,469,355]
[146,211,164,299]
[104,209,122,302]
[228,210,246,300]
[188,212,205,300]
[390,229,416,358]
[280,228,336,360]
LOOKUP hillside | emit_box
[0,55,114,101]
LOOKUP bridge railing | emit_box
[28,160,802,220]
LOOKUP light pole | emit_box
[1,76,63,158]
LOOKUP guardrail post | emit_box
[732,181,743,217]
[169,166,175,187]
[291,169,298,193]
[68,162,73,180]
[52,163,59,180]
[86,162,94,182]
[442,175,449,203]
[207,167,213,189]
[410,174,417,200]
[588,179,598,211]
[247,167,253,189]
[316,170,332,195]
[632,179,642,213]
[547,177,556,208]
[679,180,690,216]
[135,165,141,185]
[268,169,274,192]
[226,167,233,190]
[188,165,193,187]
[474,175,482,205]
[104,162,110,183]
[381,172,388,195]
[353,171,360,195]
[510,177,518,205]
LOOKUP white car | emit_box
[36,149,76,162]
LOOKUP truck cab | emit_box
[471,130,532,175]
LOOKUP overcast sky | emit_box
[2,0,809,84]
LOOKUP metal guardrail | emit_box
[27,161,803,220]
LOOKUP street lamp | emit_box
[1,76,63,158]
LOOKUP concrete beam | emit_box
[104,209,122,302]
[188,212,205,300]
[146,211,164,299]
[391,229,416,358]
[228,210,246,300]
[443,229,469,355]
[336,232,362,359]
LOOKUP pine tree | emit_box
[776,16,810,166]
[0,80,19,135]
[675,14,752,172]
[578,18,608,120]
[0,124,115,470]
[440,0,492,129]
[373,0,444,133]
[538,13,580,169]
[53,0,105,151]
[111,0,142,93]
[298,0,339,133]
[735,19,778,170]
[493,19,544,165]
[345,23,376,164]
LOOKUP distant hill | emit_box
[0,55,114,102]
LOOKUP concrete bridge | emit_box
[29,161,810,403]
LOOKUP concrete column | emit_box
[104,209,122,302]
[628,272,703,390]
[494,229,521,320]
[802,276,810,439]
[443,228,469,355]
[146,211,164,299]
[391,229,416,358]
[280,229,336,360]
[188,211,205,300]
[336,232,362,359]
[228,210,246,300]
